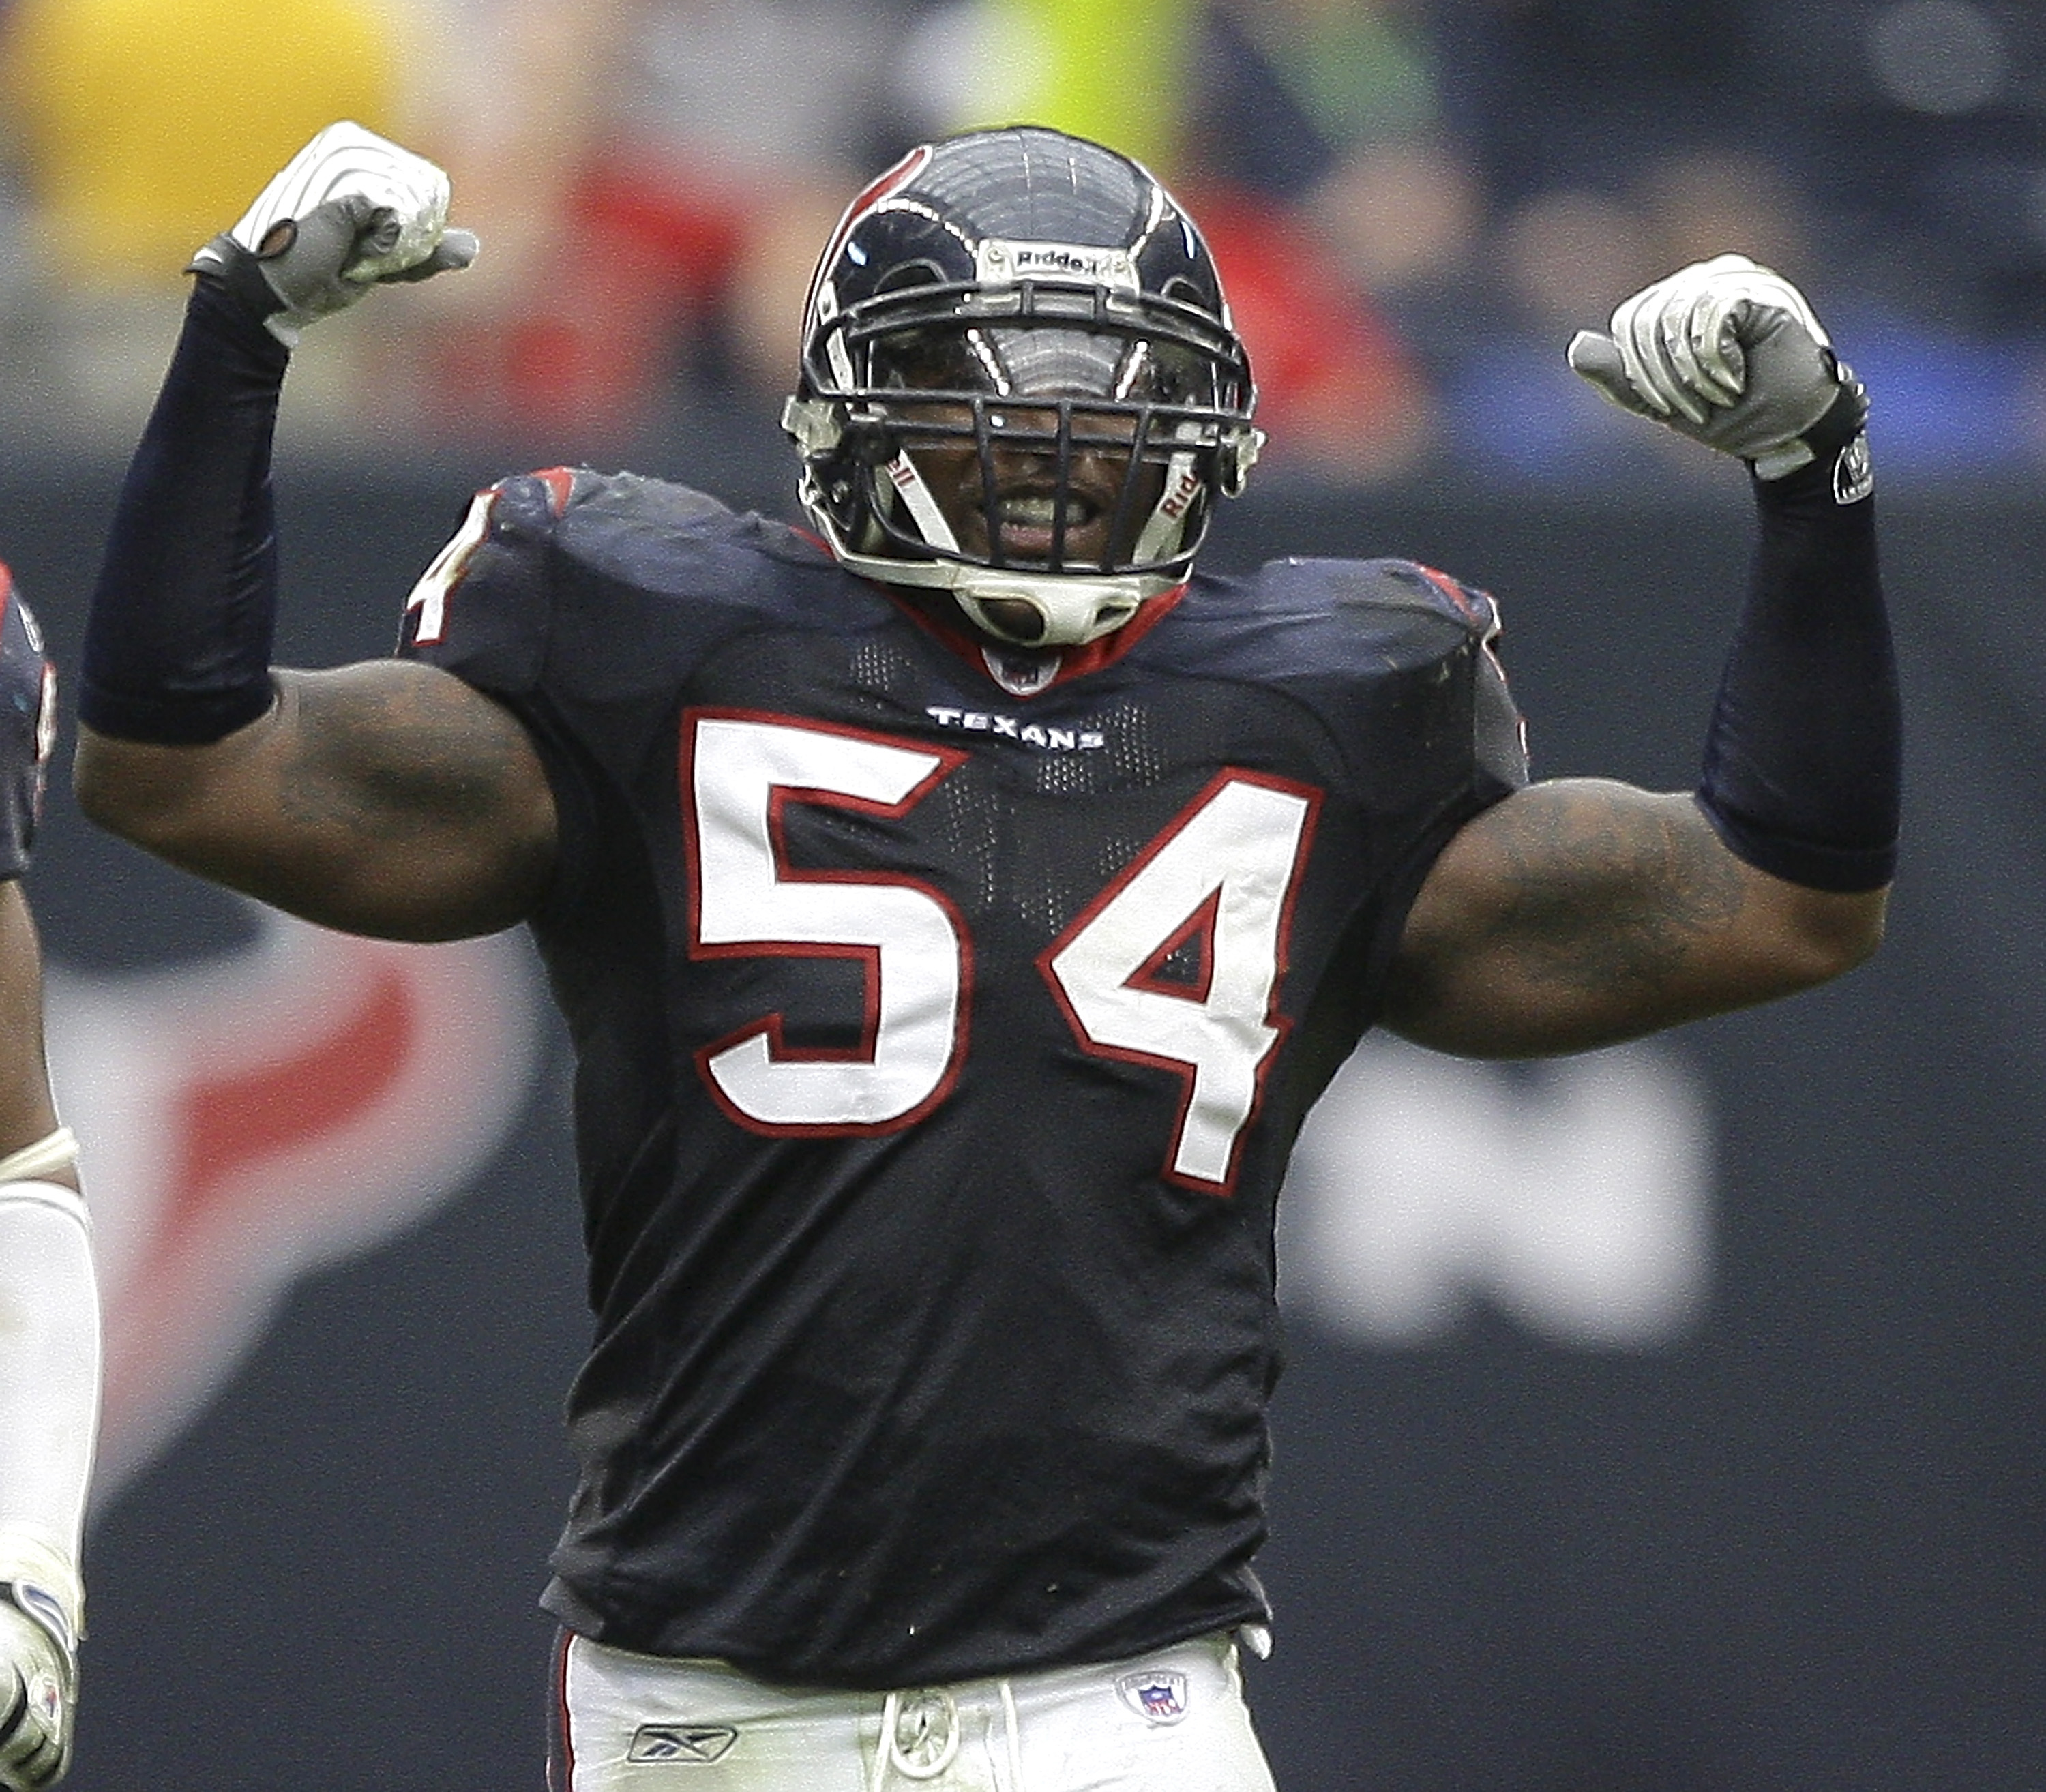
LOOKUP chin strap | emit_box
[876,447,1167,645]
[820,505,1183,646]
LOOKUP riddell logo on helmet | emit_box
[979,240,1138,291]
[1014,246,1115,276]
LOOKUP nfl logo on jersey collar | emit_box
[1116,1669,1190,1724]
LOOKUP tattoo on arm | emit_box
[1393,777,1883,1056]
[278,668,534,845]
[1477,786,1746,996]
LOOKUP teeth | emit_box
[1000,496,1084,527]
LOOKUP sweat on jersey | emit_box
[398,468,1528,1689]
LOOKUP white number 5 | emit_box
[687,713,967,1133]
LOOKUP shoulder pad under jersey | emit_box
[1260,555,1502,647]
[1162,556,1506,685]
[0,571,56,877]
[398,468,738,684]
[1214,554,1525,793]
[398,465,842,698]
[479,466,739,537]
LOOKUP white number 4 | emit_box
[404,489,496,647]
[1044,773,1317,1191]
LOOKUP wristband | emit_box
[78,271,288,745]
[1695,447,1899,891]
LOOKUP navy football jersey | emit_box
[0,568,55,882]
[398,470,1528,1687]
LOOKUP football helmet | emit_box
[783,126,1262,648]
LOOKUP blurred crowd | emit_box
[0,0,2040,485]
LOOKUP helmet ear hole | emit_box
[874,259,947,296]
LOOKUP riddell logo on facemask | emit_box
[1158,467,1202,522]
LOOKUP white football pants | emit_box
[550,1630,1278,1792]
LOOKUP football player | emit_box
[70,123,1896,1790]
[0,573,98,1792]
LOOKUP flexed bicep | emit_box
[1382,779,1884,1059]
[1387,257,1899,1060]
[75,659,557,941]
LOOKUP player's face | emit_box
[873,324,1198,571]
[908,407,1157,571]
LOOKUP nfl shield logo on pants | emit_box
[1116,1669,1190,1724]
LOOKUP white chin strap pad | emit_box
[952,569,1142,647]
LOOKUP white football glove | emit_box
[188,121,479,347]
[0,1537,78,1792]
[1567,254,1869,481]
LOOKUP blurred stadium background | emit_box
[2,2,2042,1787]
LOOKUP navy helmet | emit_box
[782,125,1262,648]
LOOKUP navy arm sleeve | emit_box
[1695,451,1901,892]
[77,263,288,745]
